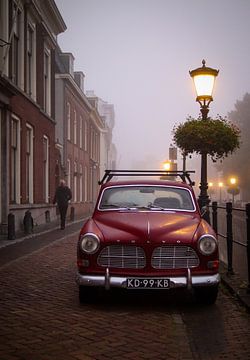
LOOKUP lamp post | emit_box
[218,182,223,203]
[190,60,219,211]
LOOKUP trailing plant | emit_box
[172,115,240,162]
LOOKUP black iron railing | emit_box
[210,201,250,293]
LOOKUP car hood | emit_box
[94,211,200,244]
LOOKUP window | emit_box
[26,21,36,99]
[43,46,51,115]
[26,124,34,203]
[10,1,24,87]
[67,159,71,188]
[10,117,21,203]
[43,136,49,203]
[84,121,88,151]
[67,103,71,140]
[79,164,83,201]
[84,166,88,202]
[99,186,195,211]
[73,110,77,144]
[74,161,77,202]
[90,166,93,202]
[79,116,83,148]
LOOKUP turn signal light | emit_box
[207,260,219,270]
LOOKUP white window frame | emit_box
[79,116,83,148]
[43,45,51,115]
[10,115,21,204]
[79,164,83,202]
[73,110,77,145]
[11,1,24,89]
[26,124,34,203]
[84,121,88,151]
[0,0,9,76]
[26,16,36,100]
[84,166,88,202]
[74,161,77,202]
[43,135,49,203]
[67,159,71,188]
[67,102,71,141]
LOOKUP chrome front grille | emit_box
[97,245,146,269]
[151,246,199,269]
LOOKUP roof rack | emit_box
[98,170,195,186]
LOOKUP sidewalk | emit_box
[220,262,250,312]
[0,216,85,250]
[1,218,249,312]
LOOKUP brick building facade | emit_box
[0,0,66,233]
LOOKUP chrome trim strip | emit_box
[76,272,220,289]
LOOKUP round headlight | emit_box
[80,233,100,254]
[198,235,217,255]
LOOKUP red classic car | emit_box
[76,170,220,304]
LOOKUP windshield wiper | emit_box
[100,204,121,209]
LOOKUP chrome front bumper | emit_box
[76,268,220,290]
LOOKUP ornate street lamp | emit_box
[229,177,237,205]
[190,60,219,210]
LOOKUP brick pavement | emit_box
[0,230,249,360]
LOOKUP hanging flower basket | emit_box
[172,115,240,161]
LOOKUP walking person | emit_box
[53,180,72,229]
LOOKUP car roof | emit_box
[100,179,193,190]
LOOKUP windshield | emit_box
[98,185,195,211]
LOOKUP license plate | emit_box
[127,278,170,289]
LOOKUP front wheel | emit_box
[194,285,219,305]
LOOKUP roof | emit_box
[100,179,193,191]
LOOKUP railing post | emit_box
[246,203,250,293]
[8,213,16,240]
[212,201,218,235]
[226,202,234,275]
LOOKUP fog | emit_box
[56,0,250,179]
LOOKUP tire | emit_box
[79,286,97,303]
[194,285,219,305]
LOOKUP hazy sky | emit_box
[56,0,250,174]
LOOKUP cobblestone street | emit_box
[0,231,249,360]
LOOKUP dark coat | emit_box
[53,185,72,207]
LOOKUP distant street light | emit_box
[163,161,171,171]
[229,177,236,186]
[190,60,219,213]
